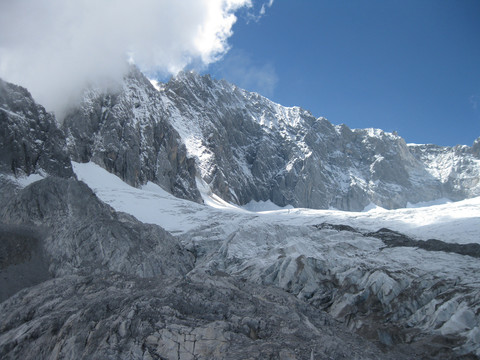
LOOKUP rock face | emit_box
[0,272,408,360]
[0,79,72,178]
[2,71,480,210]
[408,142,480,201]
[0,177,194,278]
[62,67,201,202]
[0,223,50,303]
[161,71,480,210]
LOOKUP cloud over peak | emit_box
[0,0,252,116]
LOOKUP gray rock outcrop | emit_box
[62,67,201,202]
[0,177,194,278]
[0,79,72,178]
[0,223,50,303]
[408,141,480,201]
[0,272,407,360]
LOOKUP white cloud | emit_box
[245,0,274,23]
[0,0,252,117]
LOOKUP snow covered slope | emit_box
[73,161,480,358]
[73,161,479,244]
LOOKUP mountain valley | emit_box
[1,69,479,359]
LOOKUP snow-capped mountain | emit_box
[62,68,480,211]
[1,68,480,359]
[2,67,479,211]
[163,71,480,210]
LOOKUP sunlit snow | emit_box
[71,161,480,245]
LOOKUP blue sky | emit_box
[207,0,480,146]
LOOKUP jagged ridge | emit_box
[161,71,480,210]
[2,69,478,211]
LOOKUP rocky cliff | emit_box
[62,67,201,202]
[160,71,480,210]
[0,79,72,178]
[2,70,479,210]
[1,177,194,278]
[409,142,480,201]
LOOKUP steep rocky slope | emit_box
[161,71,480,210]
[0,177,194,279]
[409,141,480,201]
[0,223,50,303]
[62,67,201,202]
[0,79,72,178]
[3,71,479,211]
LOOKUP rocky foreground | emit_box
[1,170,479,359]
[0,175,412,360]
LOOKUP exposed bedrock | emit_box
[0,272,409,360]
[0,177,194,278]
[62,67,201,203]
[0,79,72,178]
